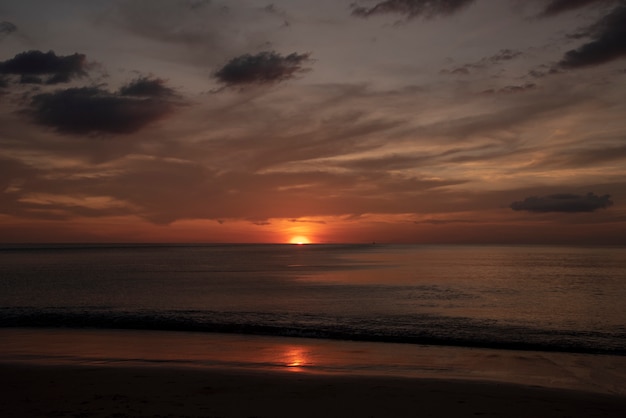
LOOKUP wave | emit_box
[2,307,624,356]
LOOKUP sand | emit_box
[1,362,626,418]
[2,328,626,417]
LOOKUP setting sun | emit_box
[289,236,311,245]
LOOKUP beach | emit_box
[2,328,626,417]
[3,362,626,418]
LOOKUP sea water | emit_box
[1,244,625,355]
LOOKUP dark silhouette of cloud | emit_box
[214,51,311,86]
[481,83,537,95]
[351,0,476,19]
[187,0,212,10]
[541,0,615,17]
[0,50,87,84]
[510,192,613,213]
[489,49,522,63]
[263,4,291,27]
[0,21,17,36]
[559,5,626,68]
[442,49,522,75]
[119,76,176,97]
[29,87,175,135]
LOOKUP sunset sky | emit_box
[1,0,625,244]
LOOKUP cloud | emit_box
[0,50,87,84]
[559,5,626,68]
[214,51,311,86]
[0,21,17,37]
[119,76,177,97]
[187,0,212,10]
[263,4,291,27]
[289,218,327,224]
[19,75,43,84]
[540,0,615,17]
[351,0,476,19]
[414,218,477,225]
[107,0,283,64]
[28,87,176,135]
[489,49,523,63]
[442,49,522,75]
[510,192,614,213]
[481,83,537,95]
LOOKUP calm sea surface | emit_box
[1,244,625,355]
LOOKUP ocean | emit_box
[1,244,625,356]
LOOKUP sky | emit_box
[1,0,625,244]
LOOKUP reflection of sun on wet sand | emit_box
[2,363,626,418]
[284,347,309,370]
[1,329,626,417]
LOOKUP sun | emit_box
[289,235,311,245]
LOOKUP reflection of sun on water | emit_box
[290,236,311,245]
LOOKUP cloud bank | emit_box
[0,49,181,135]
[510,193,614,213]
[559,5,626,68]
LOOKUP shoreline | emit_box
[3,328,626,390]
[2,361,626,418]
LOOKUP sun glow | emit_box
[290,235,311,245]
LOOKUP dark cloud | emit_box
[0,21,17,36]
[510,192,613,213]
[489,49,522,63]
[559,5,626,68]
[541,0,615,17]
[351,0,476,19]
[214,51,311,86]
[528,65,562,78]
[187,0,212,10]
[19,75,43,84]
[442,49,522,75]
[447,66,470,75]
[119,77,177,97]
[481,83,537,95]
[28,87,175,135]
[263,4,291,27]
[0,50,87,84]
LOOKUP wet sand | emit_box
[2,328,625,417]
[2,362,626,418]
